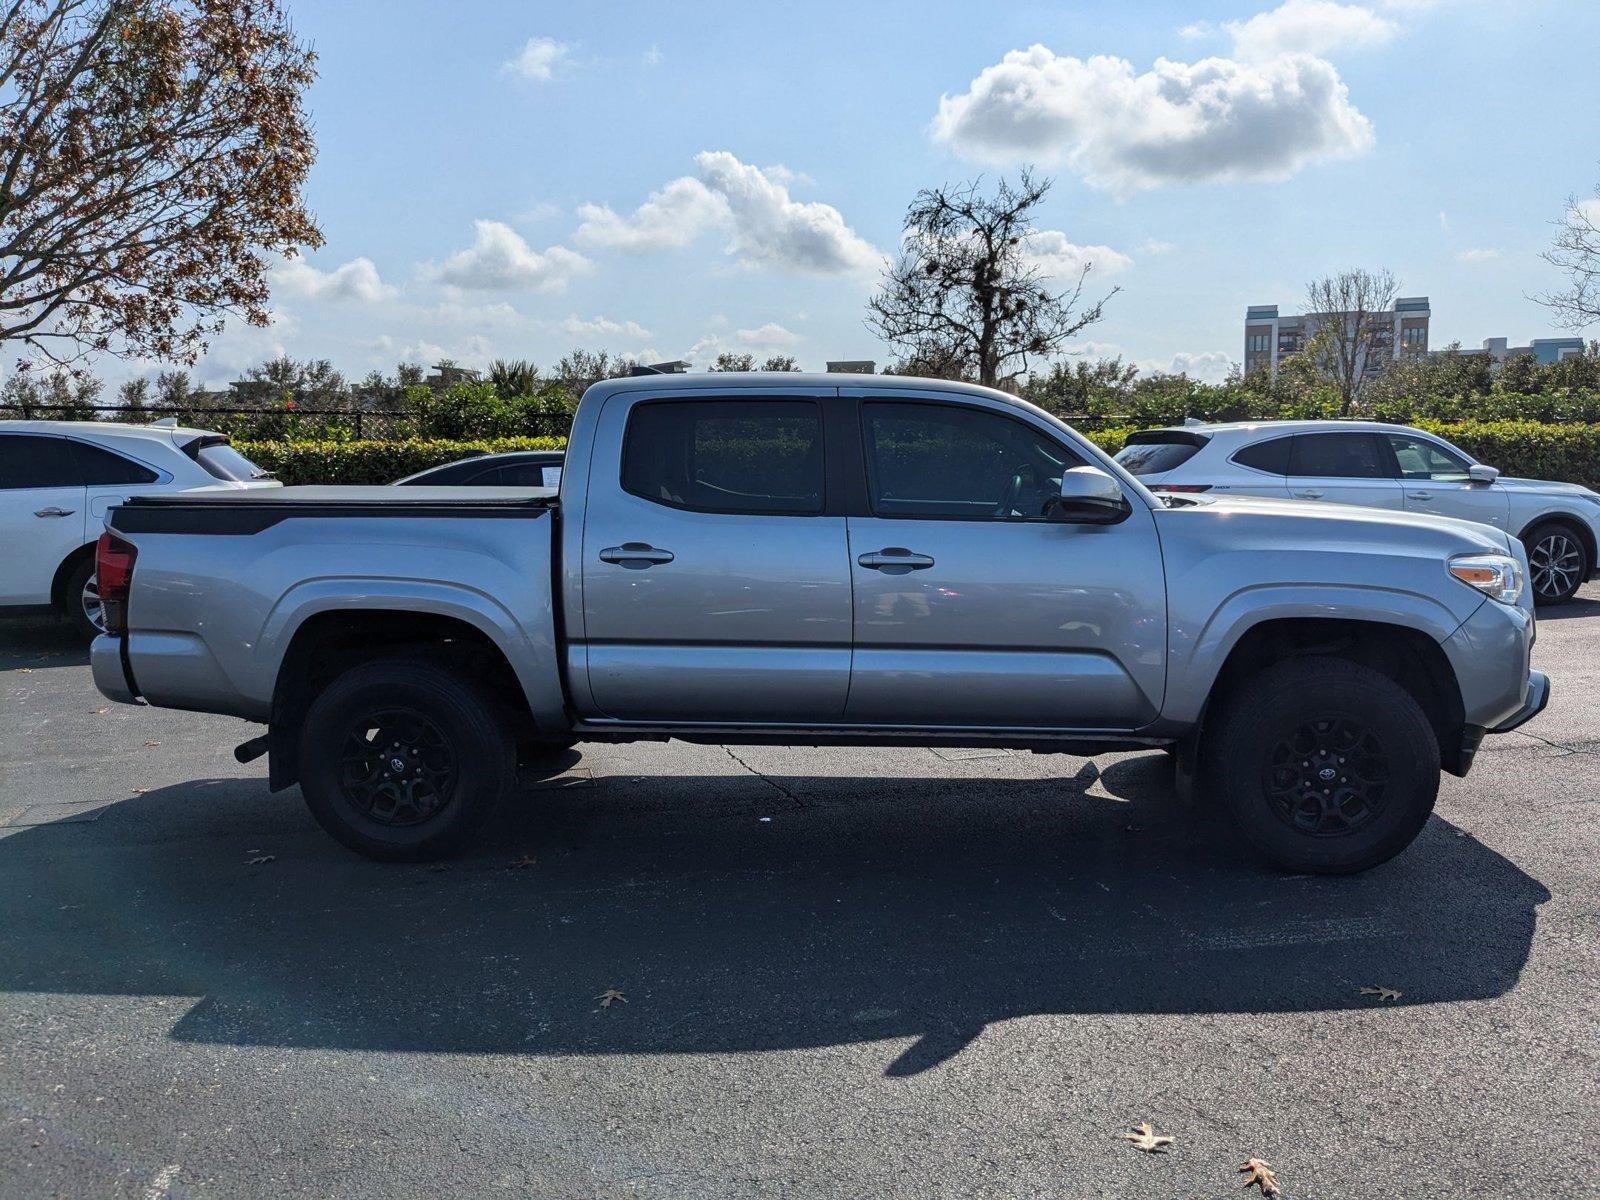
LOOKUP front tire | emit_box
[1203,657,1439,874]
[1523,521,1589,606]
[297,657,514,861]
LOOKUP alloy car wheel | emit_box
[1529,532,1583,602]
[80,574,106,633]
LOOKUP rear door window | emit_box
[622,400,824,514]
[0,435,80,489]
[1289,433,1392,478]
[1231,437,1292,475]
[70,441,159,485]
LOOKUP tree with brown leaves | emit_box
[867,170,1114,390]
[0,0,322,369]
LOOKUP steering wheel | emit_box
[995,472,1024,518]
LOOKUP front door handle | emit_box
[34,507,76,518]
[1411,490,1434,501]
[1291,489,1324,500]
[857,547,935,572]
[599,542,675,567]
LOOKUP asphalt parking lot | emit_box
[2,594,1598,1199]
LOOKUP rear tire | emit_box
[1522,521,1589,606]
[297,657,514,861]
[1203,657,1439,874]
[63,555,103,641]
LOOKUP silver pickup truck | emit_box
[91,373,1549,872]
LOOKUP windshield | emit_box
[189,439,274,482]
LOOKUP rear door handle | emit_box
[34,507,75,517]
[599,542,675,567]
[1291,489,1324,500]
[1411,490,1435,501]
[857,548,935,571]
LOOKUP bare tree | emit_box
[1539,183,1600,330]
[0,0,322,369]
[867,170,1114,389]
[1303,267,1399,414]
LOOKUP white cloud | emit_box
[686,322,802,364]
[1137,238,1177,255]
[1226,0,1399,60]
[1022,230,1133,280]
[503,37,570,83]
[432,220,589,292]
[932,45,1375,191]
[575,177,728,252]
[1164,350,1234,382]
[273,256,396,304]
[576,152,881,276]
[1573,197,1600,226]
[734,322,800,349]
[562,314,653,342]
[1179,20,1214,39]
[1456,247,1500,262]
[642,44,663,67]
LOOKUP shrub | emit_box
[236,437,567,485]
[236,421,1600,490]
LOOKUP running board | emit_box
[568,722,1171,756]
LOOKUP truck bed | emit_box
[112,485,557,533]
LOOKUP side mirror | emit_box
[1468,464,1500,485]
[1045,466,1132,525]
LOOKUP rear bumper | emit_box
[90,635,140,705]
[1490,669,1550,734]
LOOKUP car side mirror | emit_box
[1468,464,1499,485]
[1045,466,1132,525]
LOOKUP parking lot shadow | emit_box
[0,760,1548,1076]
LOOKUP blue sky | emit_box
[172,0,1600,387]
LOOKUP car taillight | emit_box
[95,532,137,636]
[1150,483,1212,493]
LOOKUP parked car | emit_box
[1115,420,1600,605]
[90,375,1546,873]
[394,449,564,488]
[0,420,279,638]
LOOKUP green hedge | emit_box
[237,421,1600,490]
[236,437,567,485]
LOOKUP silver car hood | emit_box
[1494,476,1598,498]
[1167,492,1515,552]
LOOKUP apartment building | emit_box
[1245,297,1431,377]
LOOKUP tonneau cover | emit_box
[121,484,557,506]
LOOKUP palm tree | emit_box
[488,358,541,399]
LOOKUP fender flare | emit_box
[1163,582,1468,727]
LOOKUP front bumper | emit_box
[1490,669,1550,733]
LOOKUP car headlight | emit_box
[1449,553,1525,605]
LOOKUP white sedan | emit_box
[0,419,279,637]
[1115,419,1600,605]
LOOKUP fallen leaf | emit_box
[132,787,151,795]
[506,855,537,869]
[144,740,160,747]
[1359,985,1402,1002]
[246,855,275,866]
[1118,1122,1174,1153]
[1239,1157,1281,1196]
[92,706,110,715]
[595,988,627,1009]
[17,667,31,674]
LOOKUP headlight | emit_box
[1449,553,1525,605]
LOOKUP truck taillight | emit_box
[95,532,137,636]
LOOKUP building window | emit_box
[1247,332,1270,354]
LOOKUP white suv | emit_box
[0,420,279,637]
[1115,420,1600,605]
